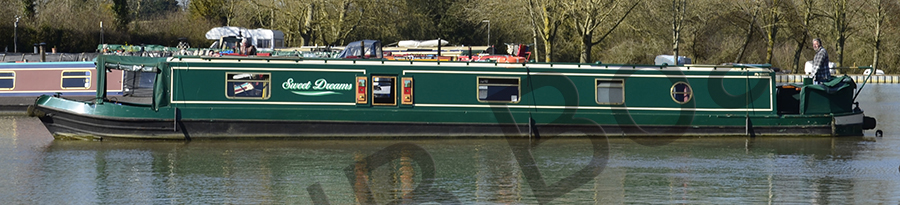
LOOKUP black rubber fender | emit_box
[864,116,877,130]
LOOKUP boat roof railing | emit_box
[168,55,773,71]
[98,55,167,72]
[94,42,771,71]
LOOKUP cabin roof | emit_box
[166,56,773,72]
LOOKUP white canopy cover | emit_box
[205,27,285,49]
[205,26,246,40]
[205,27,284,40]
[397,39,449,48]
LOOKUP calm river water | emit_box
[1,85,899,204]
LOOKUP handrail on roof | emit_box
[171,54,777,71]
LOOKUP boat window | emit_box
[124,71,157,97]
[61,70,91,89]
[596,79,624,104]
[478,77,520,103]
[226,73,271,99]
[671,82,693,104]
[372,76,396,105]
[0,72,13,90]
[257,39,271,49]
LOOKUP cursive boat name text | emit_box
[282,78,353,91]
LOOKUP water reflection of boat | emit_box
[28,50,878,139]
[32,137,878,204]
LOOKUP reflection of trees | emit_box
[475,143,522,203]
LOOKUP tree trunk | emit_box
[543,38,552,63]
[872,0,883,71]
[792,0,813,74]
[836,34,845,67]
[301,3,314,46]
[833,0,847,68]
[735,11,756,63]
[672,0,684,65]
[542,7,552,62]
[765,0,777,64]
[533,27,540,62]
[873,30,880,70]
[580,33,592,63]
[792,41,805,74]
[672,10,679,64]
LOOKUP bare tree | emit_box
[869,0,887,71]
[734,1,759,63]
[4,0,900,71]
[565,0,638,63]
[763,0,780,64]
[523,0,565,62]
[826,0,863,67]
[314,0,368,46]
[785,0,817,73]
[258,0,367,46]
[255,0,314,47]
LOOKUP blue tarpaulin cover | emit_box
[337,40,381,58]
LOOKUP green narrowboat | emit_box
[28,55,876,140]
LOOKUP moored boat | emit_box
[0,61,125,96]
[28,51,877,140]
[0,61,125,113]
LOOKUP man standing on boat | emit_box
[240,38,257,56]
[811,38,830,83]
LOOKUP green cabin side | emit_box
[152,56,787,129]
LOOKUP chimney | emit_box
[39,42,46,62]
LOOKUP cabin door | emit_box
[357,74,408,108]
[371,75,397,106]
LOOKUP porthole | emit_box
[670,82,692,104]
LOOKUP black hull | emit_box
[33,105,833,140]
[34,105,181,140]
[182,121,833,138]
